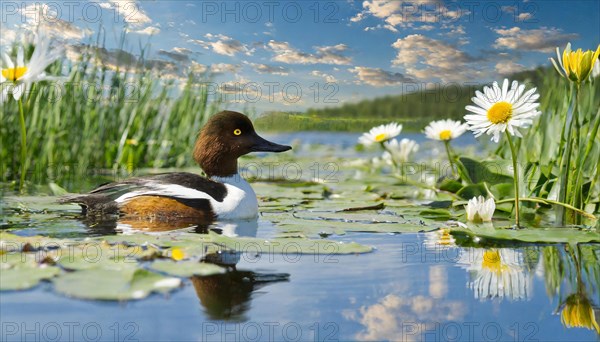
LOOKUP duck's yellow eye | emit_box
[233,129,242,136]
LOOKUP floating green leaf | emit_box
[451,227,600,244]
[0,253,60,290]
[149,259,225,277]
[53,268,181,300]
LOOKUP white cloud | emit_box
[267,41,352,65]
[219,78,251,94]
[493,27,578,52]
[189,34,251,56]
[344,294,467,341]
[101,0,152,27]
[158,48,190,62]
[501,5,517,13]
[517,13,533,20]
[350,12,365,22]
[417,25,435,31]
[250,63,290,75]
[188,61,207,74]
[349,66,412,87]
[311,70,337,83]
[173,47,192,55]
[19,3,87,40]
[354,0,465,31]
[210,63,240,74]
[212,40,247,56]
[391,34,480,82]
[128,26,160,35]
[495,60,526,75]
[501,6,533,21]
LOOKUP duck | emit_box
[60,111,291,221]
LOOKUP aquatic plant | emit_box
[464,79,541,227]
[358,122,402,146]
[548,44,600,225]
[382,138,419,175]
[423,119,467,176]
[1,33,64,192]
[0,30,219,191]
[465,196,495,223]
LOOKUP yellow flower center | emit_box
[482,250,506,273]
[374,133,386,142]
[439,130,452,140]
[171,248,184,261]
[1,66,28,82]
[438,230,453,245]
[487,101,513,124]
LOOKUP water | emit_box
[264,131,478,149]
[2,230,598,341]
[1,132,599,341]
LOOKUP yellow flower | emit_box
[560,293,600,333]
[551,43,600,84]
[171,248,184,261]
[424,228,456,249]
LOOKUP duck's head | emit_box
[193,111,291,177]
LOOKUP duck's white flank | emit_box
[113,174,258,220]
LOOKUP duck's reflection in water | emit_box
[82,216,289,321]
[191,270,289,321]
[193,220,289,321]
[82,215,257,236]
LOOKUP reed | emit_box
[1,34,221,191]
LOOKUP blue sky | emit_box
[2,0,599,112]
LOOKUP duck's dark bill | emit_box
[251,134,292,152]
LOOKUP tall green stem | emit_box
[443,140,456,177]
[18,98,27,193]
[557,84,579,225]
[505,131,521,227]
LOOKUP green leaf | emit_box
[0,253,60,291]
[149,260,225,277]
[489,183,514,199]
[438,178,463,193]
[451,227,600,244]
[53,268,181,300]
[0,266,60,291]
[456,183,488,199]
[458,157,514,185]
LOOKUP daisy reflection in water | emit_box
[459,248,532,301]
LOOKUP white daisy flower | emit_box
[465,196,495,223]
[382,138,418,164]
[464,79,541,143]
[358,122,402,146]
[1,33,63,103]
[458,248,532,301]
[424,119,468,141]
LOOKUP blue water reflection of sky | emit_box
[2,232,598,341]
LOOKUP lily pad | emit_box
[53,268,181,300]
[149,259,226,277]
[207,233,373,254]
[0,253,60,290]
[451,227,600,244]
[0,265,60,291]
